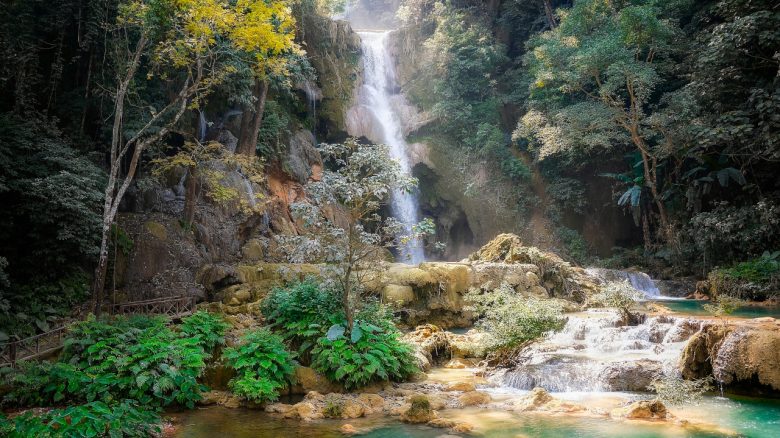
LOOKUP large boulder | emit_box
[680,323,780,395]
[599,360,664,392]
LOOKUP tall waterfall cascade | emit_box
[348,31,425,264]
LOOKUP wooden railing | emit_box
[112,295,196,318]
[1,295,197,368]
[0,325,70,368]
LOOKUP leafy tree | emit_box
[276,139,431,333]
[521,0,685,243]
[92,0,299,311]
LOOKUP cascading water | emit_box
[353,31,425,264]
[198,110,208,142]
[586,267,661,298]
[489,310,701,393]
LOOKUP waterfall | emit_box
[237,169,257,208]
[198,110,208,142]
[355,31,425,264]
[491,311,700,393]
[586,268,661,298]
[302,80,318,143]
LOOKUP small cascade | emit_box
[237,170,257,208]
[586,267,661,298]
[302,80,318,134]
[352,31,425,264]
[492,311,700,393]
[198,110,208,142]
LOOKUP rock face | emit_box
[680,323,780,395]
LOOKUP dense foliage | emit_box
[222,329,296,403]
[396,0,780,280]
[0,400,161,438]
[178,310,231,355]
[465,284,567,352]
[261,280,343,356]
[311,316,418,390]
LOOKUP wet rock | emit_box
[402,325,450,371]
[445,382,476,392]
[620,399,668,420]
[457,391,491,406]
[400,395,436,424]
[712,326,780,393]
[512,387,553,411]
[339,424,357,435]
[598,360,664,391]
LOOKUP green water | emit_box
[173,395,780,438]
[654,299,780,319]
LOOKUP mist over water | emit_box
[352,30,425,264]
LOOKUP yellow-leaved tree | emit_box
[93,0,300,312]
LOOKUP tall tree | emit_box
[520,0,682,244]
[92,0,297,312]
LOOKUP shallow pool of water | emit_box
[172,394,780,438]
[654,299,780,319]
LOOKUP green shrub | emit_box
[60,315,207,408]
[311,319,417,390]
[722,251,780,283]
[261,281,343,356]
[179,311,230,354]
[1,361,90,407]
[590,280,644,322]
[465,284,567,352]
[0,400,161,438]
[222,329,296,403]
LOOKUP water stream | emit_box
[586,268,662,298]
[353,31,425,264]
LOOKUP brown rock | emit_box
[293,366,343,394]
[622,400,668,420]
[341,400,365,419]
[358,393,385,412]
[284,402,323,421]
[458,391,491,406]
[400,395,436,424]
[452,422,474,433]
[339,424,357,435]
[427,418,457,429]
[446,381,476,392]
[513,387,553,411]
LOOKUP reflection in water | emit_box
[173,394,780,438]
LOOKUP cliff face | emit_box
[115,13,362,301]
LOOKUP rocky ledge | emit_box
[680,318,780,395]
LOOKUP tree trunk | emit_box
[541,0,557,29]
[236,79,269,156]
[248,79,270,156]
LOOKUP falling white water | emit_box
[353,31,425,264]
[237,170,257,208]
[586,267,661,298]
[490,310,701,393]
[198,110,208,142]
